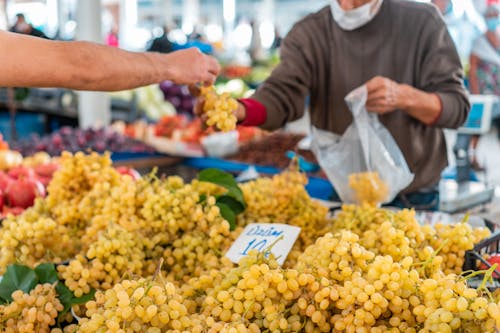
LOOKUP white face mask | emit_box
[331,0,383,31]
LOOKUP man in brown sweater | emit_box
[226,0,469,209]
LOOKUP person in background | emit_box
[9,13,48,39]
[270,27,282,51]
[195,0,469,210]
[468,4,500,170]
[0,30,219,90]
[147,26,173,54]
[431,0,483,65]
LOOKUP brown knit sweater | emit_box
[252,0,469,193]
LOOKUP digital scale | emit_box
[439,95,498,213]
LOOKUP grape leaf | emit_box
[216,202,236,230]
[217,195,245,215]
[198,169,244,201]
[198,168,246,209]
[35,263,59,284]
[0,264,38,303]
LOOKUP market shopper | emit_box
[9,13,49,39]
[468,4,500,170]
[0,30,220,90]
[196,0,469,210]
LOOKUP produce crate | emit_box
[463,231,500,289]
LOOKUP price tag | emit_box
[225,223,301,266]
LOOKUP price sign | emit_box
[225,223,301,266]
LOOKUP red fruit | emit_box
[116,166,141,180]
[0,171,13,192]
[8,166,35,180]
[0,189,4,211]
[2,206,24,216]
[37,176,52,187]
[34,163,60,178]
[479,254,500,278]
[5,178,46,209]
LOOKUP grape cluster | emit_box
[58,224,145,294]
[348,171,389,205]
[200,86,238,132]
[0,283,63,333]
[0,211,74,274]
[78,276,192,332]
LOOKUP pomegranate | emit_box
[34,163,60,178]
[5,178,46,209]
[116,166,141,180]
[0,171,13,192]
[8,166,35,180]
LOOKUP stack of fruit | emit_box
[0,152,58,216]
[11,126,156,157]
[0,152,498,333]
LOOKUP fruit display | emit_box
[109,84,176,121]
[159,81,196,116]
[0,151,498,333]
[200,86,239,132]
[0,151,58,217]
[152,115,262,145]
[11,126,156,157]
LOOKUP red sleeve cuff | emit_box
[427,94,444,126]
[238,98,267,126]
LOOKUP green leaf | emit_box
[216,202,236,231]
[198,168,239,191]
[35,263,59,284]
[72,289,96,305]
[0,264,38,303]
[198,168,245,206]
[56,283,95,319]
[55,283,74,313]
[198,194,207,203]
[217,195,245,215]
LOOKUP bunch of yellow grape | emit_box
[200,85,238,132]
[348,171,389,205]
[0,284,63,333]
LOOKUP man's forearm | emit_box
[399,84,442,125]
[0,30,219,90]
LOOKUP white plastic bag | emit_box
[311,85,414,203]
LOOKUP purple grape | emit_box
[169,96,182,109]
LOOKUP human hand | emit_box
[164,48,220,85]
[365,76,405,114]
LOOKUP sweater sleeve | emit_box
[250,22,313,131]
[415,9,470,129]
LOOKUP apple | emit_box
[8,166,35,180]
[116,166,141,180]
[5,178,46,209]
[34,163,60,178]
[0,171,13,192]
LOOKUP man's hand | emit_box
[365,75,442,125]
[365,76,404,114]
[164,48,220,86]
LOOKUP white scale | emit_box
[439,95,498,213]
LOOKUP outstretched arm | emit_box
[0,30,220,91]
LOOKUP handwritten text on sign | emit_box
[225,223,301,266]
